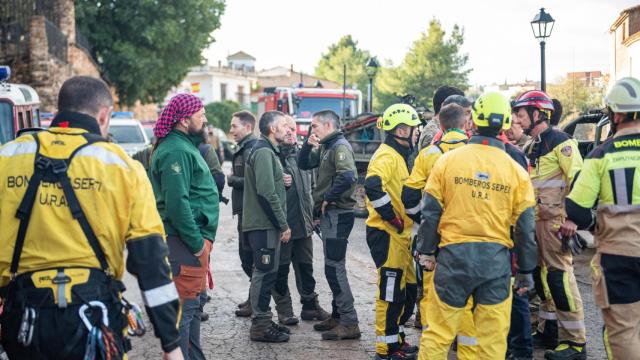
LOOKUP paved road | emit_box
[124,165,606,360]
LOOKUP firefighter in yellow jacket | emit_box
[365,103,421,360]
[566,77,640,359]
[513,90,586,360]
[401,103,477,359]
[0,77,181,359]
[416,92,537,360]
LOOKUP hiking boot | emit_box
[200,312,209,322]
[278,313,299,325]
[373,351,415,360]
[234,303,252,317]
[313,317,339,332]
[271,321,291,334]
[544,344,586,360]
[237,298,250,309]
[250,325,290,343]
[532,331,558,349]
[321,323,361,340]
[300,295,331,321]
[400,341,418,355]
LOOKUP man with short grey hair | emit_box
[298,110,361,341]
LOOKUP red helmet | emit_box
[512,90,554,112]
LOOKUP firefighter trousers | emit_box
[419,269,477,360]
[592,252,640,359]
[534,219,586,345]
[320,208,358,325]
[366,226,417,356]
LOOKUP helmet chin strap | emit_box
[523,108,548,136]
[389,127,416,151]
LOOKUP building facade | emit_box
[611,5,640,80]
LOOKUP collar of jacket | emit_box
[238,133,257,148]
[259,134,280,154]
[384,135,411,160]
[168,129,200,147]
[443,128,467,137]
[279,143,298,158]
[50,111,101,135]
[468,135,506,150]
[319,130,344,146]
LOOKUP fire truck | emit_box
[257,87,363,139]
[0,66,41,145]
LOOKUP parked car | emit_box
[108,118,150,156]
[140,120,156,144]
[561,109,610,158]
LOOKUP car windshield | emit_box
[109,124,145,144]
[0,102,15,145]
[294,97,358,119]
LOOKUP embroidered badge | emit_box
[171,162,182,174]
[561,146,572,157]
[337,152,346,161]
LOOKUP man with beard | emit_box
[242,111,292,342]
[271,116,330,325]
[149,93,219,360]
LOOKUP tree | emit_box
[547,76,605,119]
[315,35,372,92]
[373,61,403,112]
[398,20,471,108]
[76,0,225,106]
[204,100,241,132]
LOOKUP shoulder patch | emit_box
[560,145,573,157]
[337,152,346,161]
[171,162,182,174]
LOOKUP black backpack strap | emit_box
[10,132,110,280]
[246,139,272,165]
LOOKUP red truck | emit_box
[257,86,363,139]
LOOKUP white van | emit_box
[108,118,150,156]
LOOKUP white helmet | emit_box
[606,77,640,113]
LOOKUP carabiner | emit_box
[17,307,36,346]
[78,301,109,330]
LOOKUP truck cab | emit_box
[0,66,41,145]
[257,87,363,139]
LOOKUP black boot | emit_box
[250,325,289,343]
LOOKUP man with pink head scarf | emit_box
[149,93,219,360]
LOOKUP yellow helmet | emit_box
[472,92,512,130]
[378,103,421,131]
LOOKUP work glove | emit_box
[561,234,587,255]
[388,216,404,234]
[418,253,436,272]
[514,272,534,294]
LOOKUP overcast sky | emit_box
[204,0,637,86]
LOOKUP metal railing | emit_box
[44,18,67,62]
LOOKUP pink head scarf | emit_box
[154,93,204,138]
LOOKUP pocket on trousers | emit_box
[379,267,404,303]
[254,248,276,272]
[326,238,347,261]
[174,265,205,300]
[591,253,610,309]
[366,227,390,268]
[537,190,565,220]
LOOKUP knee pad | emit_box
[547,270,572,312]
[254,248,276,272]
[379,267,405,303]
[326,238,347,261]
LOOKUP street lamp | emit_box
[365,57,380,112]
[531,8,555,91]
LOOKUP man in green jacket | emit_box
[272,116,331,326]
[298,110,361,341]
[243,110,292,342]
[149,93,219,360]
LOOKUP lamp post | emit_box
[531,8,555,91]
[365,57,380,112]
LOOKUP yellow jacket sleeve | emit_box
[556,139,583,185]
